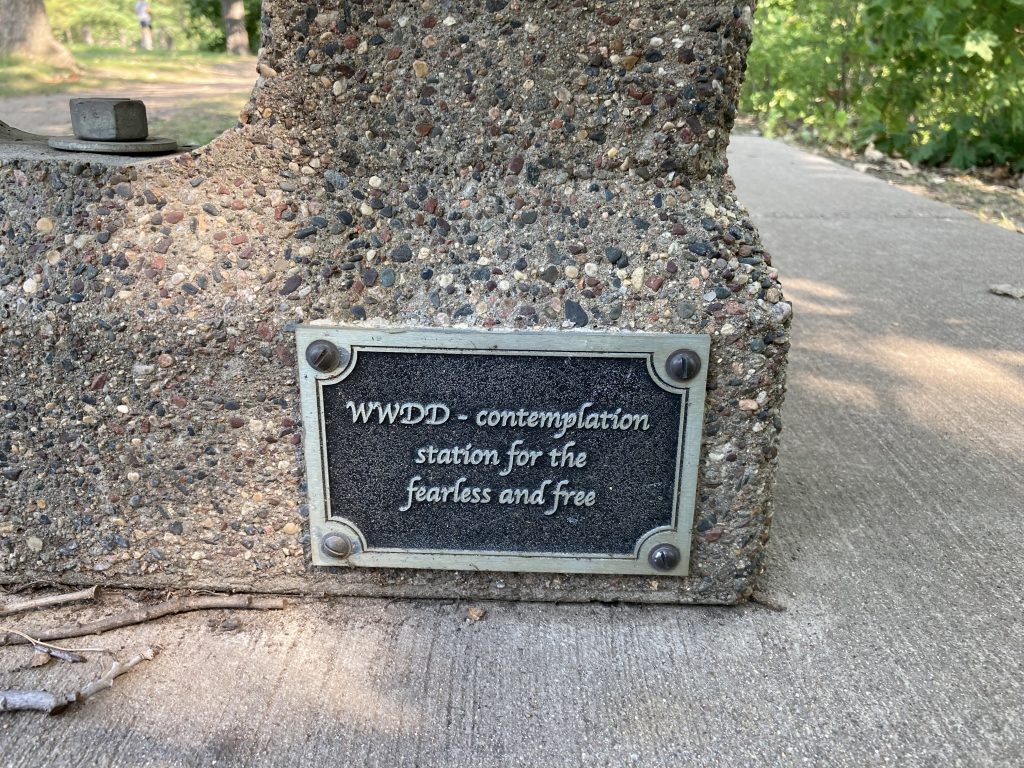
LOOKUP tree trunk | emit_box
[0,0,74,67]
[220,0,250,55]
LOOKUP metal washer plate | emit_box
[48,136,179,154]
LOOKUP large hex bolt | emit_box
[70,98,149,142]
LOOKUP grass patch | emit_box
[0,56,80,98]
[71,46,250,85]
[0,46,249,99]
[148,94,245,146]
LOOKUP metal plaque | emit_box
[296,326,709,576]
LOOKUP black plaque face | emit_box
[297,327,709,576]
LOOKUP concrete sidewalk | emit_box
[2,137,1022,767]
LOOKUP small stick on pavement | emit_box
[0,647,157,715]
[72,648,156,703]
[0,594,287,646]
[0,586,99,617]
[0,690,63,713]
[0,626,106,660]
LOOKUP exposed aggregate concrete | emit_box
[0,0,788,603]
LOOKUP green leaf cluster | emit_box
[45,0,260,53]
[183,0,261,52]
[741,0,1024,169]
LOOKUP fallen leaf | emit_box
[989,284,1024,299]
[30,651,52,667]
[465,606,487,622]
[864,144,885,163]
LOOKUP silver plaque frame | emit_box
[297,326,710,576]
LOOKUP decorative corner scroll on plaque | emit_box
[296,326,710,576]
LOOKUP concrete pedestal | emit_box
[0,0,788,603]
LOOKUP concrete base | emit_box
[0,0,786,605]
[0,139,1021,765]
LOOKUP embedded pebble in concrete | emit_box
[0,0,788,604]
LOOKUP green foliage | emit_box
[184,0,261,52]
[46,0,133,44]
[47,0,199,48]
[741,1,1024,169]
[45,0,259,53]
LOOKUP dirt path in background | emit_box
[0,59,255,138]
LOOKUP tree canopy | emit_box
[741,0,1024,169]
[44,0,260,53]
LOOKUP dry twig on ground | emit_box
[0,586,99,617]
[0,594,287,646]
[0,647,156,714]
[0,626,106,662]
